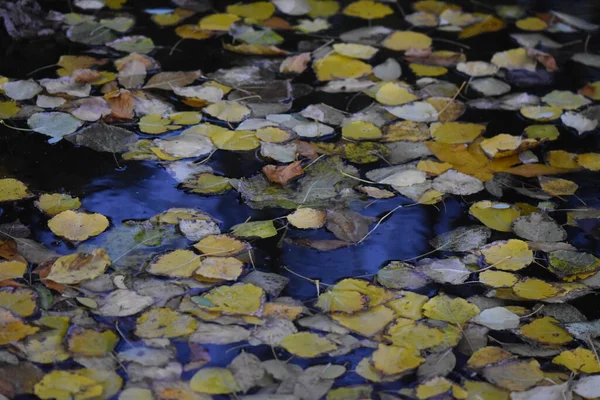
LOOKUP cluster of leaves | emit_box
[2,0,600,399]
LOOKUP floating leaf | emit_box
[553,348,600,373]
[48,210,109,242]
[34,370,103,400]
[519,317,573,345]
[193,283,264,315]
[372,344,425,375]
[469,201,521,232]
[27,112,83,143]
[135,308,197,338]
[314,54,372,81]
[0,178,33,202]
[343,0,393,19]
[422,294,480,324]
[480,239,533,271]
[46,249,110,284]
[35,194,81,216]
[190,367,240,394]
[147,249,202,278]
[280,332,337,357]
[231,220,277,239]
[67,327,119,356]
[0,308,39,345]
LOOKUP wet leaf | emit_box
[280,332,337,357]
[46,249,110,284]
[423,294,480,325]
[48,210,109,242]
[0,178,33,202]
[35,193,81,216]
[27,112,83,143]
[135,308,198,338]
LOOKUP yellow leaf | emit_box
[410,64,448,77]
[46,248,111,284]
[198,13,241,31]
[35,193,81,216]
[384,319,444,350]
[513,277,560,300]
[223,43,287,55]
[505,163,574,178]
[135,308,198,338]
[480,134,536,159]
[374,82,418,105]
[417,159,452,175]
[152,13,183,26]
[463,380,510,400]
[195,283,264,315]
[0,100,20,119]
[280,332,337,357]
[77,369,122,400]
[422,294,480,324]
[326,385,372,400]
[147,249,202,278]
[194,257,244,281]
[34,370,103,400]
[414,1,460,15]
[342,121,383,140]
[430,122,485,144]
[459,14,505,39]
[262,302,303,320]
[332,305,395,336]
[546,150,579,169]
[0,260,27,281]
[333,278,393,307]
[482,359,544,391]
[227,2,275,20]
[577,153,600,171]
[426,97,466,122]
[193,234,248,256]
[383,31,432,51]
[333,43,378,60]
[287,208,327,229]
[467,346,513,369]
[314,53,372,81]
[520,105,563,121]
[255,126,294,143]
[480,239,533,271]
[524,124,560,140]
[516,17,548,31]
[169,111,203,125]
[383,120,430,142]
[190,367,240,394]
[343,0,394,19]
[184,173,233,195]
[308,0,340,18]
[479,270,518,288]
[0,308,39,345]
[67,327,119,356]
[139,114,180,134]
[204,101,251,123]
[553,348,600,373]
[385,291,428,320]
[17,328,70,364]
[0,288,37,316]
[372,344,425,375]
[154,208,214,224]
[0,178,33,202]
[316,289,369,313]
[469,201,521,232]
[539,176,579,196]
[175,25,213,40]
[519,316,573,345]
[48,210,109,242]
[416,377,453,400]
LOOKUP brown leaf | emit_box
[295,140,318,159]
[143,70,202,90]
[280,53,311,74]
[579,83,598,99]
[262,17,294,30]
[285,238,352,251]
[71,68,101,83]
[104,89,135,120]
[325,209,375,243]
[527,49,559,72]
[262,161,304,184]
[0,240,26,264]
